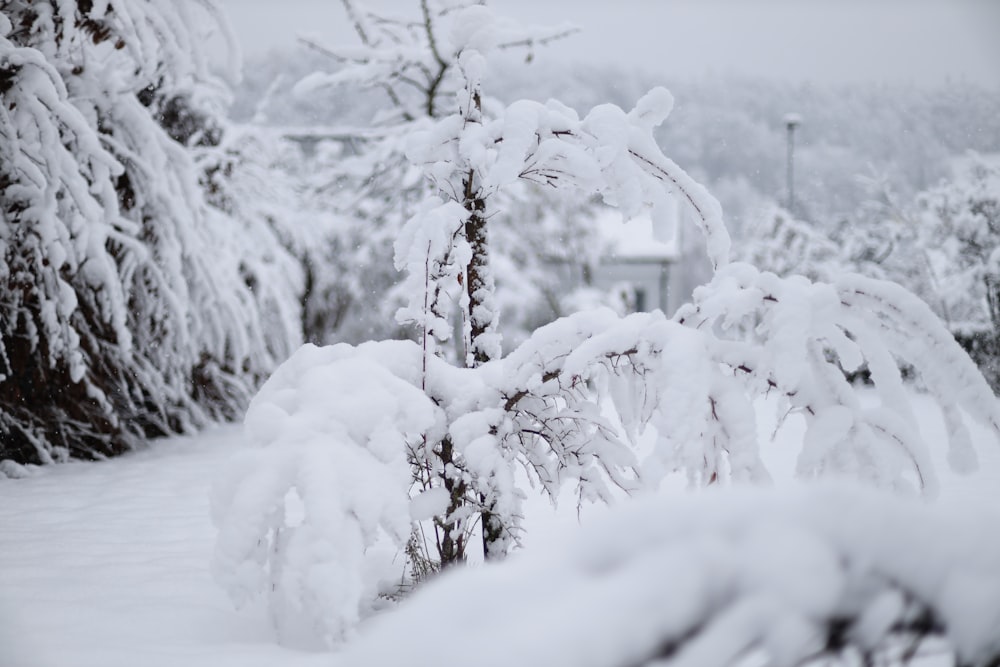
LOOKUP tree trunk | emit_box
[460,171,506,559]
[463,172,498,367]
[436,435,467,566]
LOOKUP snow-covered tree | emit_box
[287,0,606,347]
[0,1,302,465]
[211,1,1000,648]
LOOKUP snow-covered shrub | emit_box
[828,155,1000,390]
[195,126,306,366]
[915,155,1000,388]
[211,342,438,647]
[212,0,1000,648]
[0,2,302,464]
[335,483,1000,667]
[736,206,845,281]
[737,160,1000,392]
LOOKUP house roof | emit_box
[597,208,679,263]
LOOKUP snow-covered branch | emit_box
[334,484,1000,667]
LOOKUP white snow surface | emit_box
[0,429,325,667]
[339,483,1000,667]
[1,393,999,666]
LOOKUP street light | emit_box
[783,112,801,216]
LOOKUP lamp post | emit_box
[783,112,801,216]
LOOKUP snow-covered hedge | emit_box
[336,484,1000,667]
[0,2,303,464]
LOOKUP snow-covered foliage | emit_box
[737,207,845,280]
[285,0,615,348]
[680,264,1000,487]
[196,127,307,362]
[915,155,1000,334]
[908,155,1000,391]
[212,1,1000,649]
[214,155,1000,645]
[395,67,726,364]
[743,156,1000,390]
[336,483,1000,667]
[211,343,434,647]
[0,1,302,464]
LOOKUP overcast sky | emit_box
[220,0,1000,88]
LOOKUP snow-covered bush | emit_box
[335,483,1000,667]
[0,1,302,464]
[737,206,845,281]
[914,155,1000,386]
[736,159,1000,391]
[196,126,307,365]
[212,0,1000,648]
[211,342,436,647]
[765,155,1000,391]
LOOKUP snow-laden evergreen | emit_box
[0,1,302,464]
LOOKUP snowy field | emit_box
[2,392,999,667]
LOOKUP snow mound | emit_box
[337,484,1000,667]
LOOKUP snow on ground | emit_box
[1,393,999,666]
[0,428,326,667]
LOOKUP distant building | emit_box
[592,210,680,315]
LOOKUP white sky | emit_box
[220,0,1000,88]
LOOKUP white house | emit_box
[592,209,680,315]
